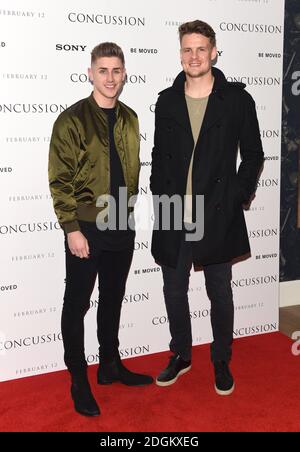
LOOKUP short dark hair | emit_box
[178,20,216,47]
[91,42,125,65]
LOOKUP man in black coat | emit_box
[150,20,264,395]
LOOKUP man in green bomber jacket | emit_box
[48,42,153,418]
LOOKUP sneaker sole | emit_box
[214,383,235,396]
[155,365,192,387]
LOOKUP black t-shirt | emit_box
[103,107,126,206]
[81,107,135,251]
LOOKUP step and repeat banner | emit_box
[0,0,284,381]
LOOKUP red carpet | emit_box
[0,332,299,432]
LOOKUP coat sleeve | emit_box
[236,91,264,203]
[150,97,162,195]
[48,115,80,233]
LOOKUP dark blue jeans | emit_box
[162,240,234,363]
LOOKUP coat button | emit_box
[215,203,221,211]
[215,177,221,183]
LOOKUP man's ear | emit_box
[88,67,93,83]
[211,46,217,61]
[179,49,183,67]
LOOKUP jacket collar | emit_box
[171,67,245,94]
[87,92,121,117]
[161,67,244,135]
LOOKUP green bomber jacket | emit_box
[48,94,140,233]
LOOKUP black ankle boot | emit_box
[71,372,100,416]
[97,357,153,386]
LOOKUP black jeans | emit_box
[62,225,133,374]
[162,240,234,363]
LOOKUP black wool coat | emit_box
[150,67,264,268]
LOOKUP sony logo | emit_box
[56,44,87,52]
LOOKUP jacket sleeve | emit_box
[237,91,264,203]
[48,115,80,233]
[150,97,162,194]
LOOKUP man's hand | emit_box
[67,231,90,259]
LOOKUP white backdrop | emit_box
[0,0,284,381]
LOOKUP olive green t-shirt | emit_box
[184,94,209,224]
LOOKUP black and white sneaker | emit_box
[214,361,234,396]
[156,354,191,387]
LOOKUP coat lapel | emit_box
[170,92,192,131]
[200,90,226,135]
[169,91,194,151]
[166,69,228,154]
[169,83,227,148]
